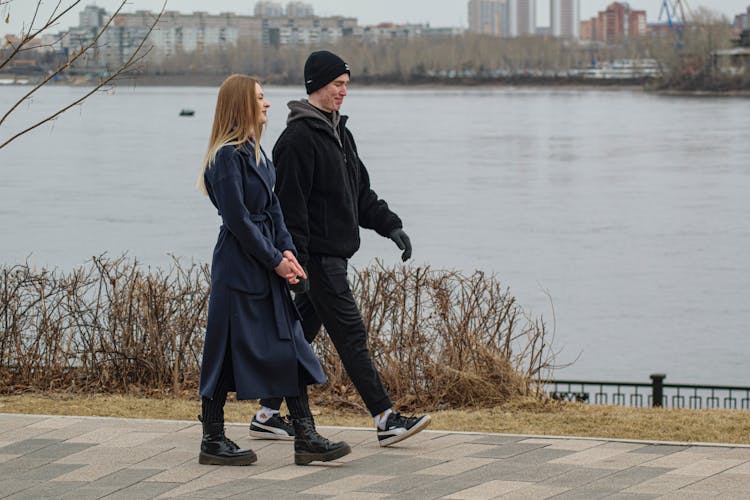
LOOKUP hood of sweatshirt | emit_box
[286,99,344,147]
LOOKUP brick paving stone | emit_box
[444,479,532,499]
[348,472,439,495]
[99,481,183,499]
[486,446,574,465]
[3,481,84,499]
[300,473,394,496]
[0,456,61,478]
[667,458,746,477]
[550,485,622,499]
[366,456,447,476]
[467,441,550,460]
[603,493,660,499]
[252,464,322,481]
[327,493,389,500]
[23,441,94,463]
[549,442,644,467]
[587,451,662,470]
[520,437,606,451]
[26,416,84,430]
[419,443,501,461]
[500,483,572,499]
[640,447,725,468]
[178,478,278,499]
[0,438,60,455]
[0,478,40,497]
[584,466,675,491]
[635,444,689,455]
[538,465,619,488]
[134,448,196,469]
[418,456,498,476]
[676,472,750,495]
[90,467,163,490]
[622,473,703,495]
[731,461,750,474]
[470,434,528,446]
[482,461,575,482]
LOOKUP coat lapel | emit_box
[239,142,274,201]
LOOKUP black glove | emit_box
[289,267,309,294]
[388,228,412,261]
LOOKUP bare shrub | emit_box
[0,257,554,410]
[310,262,552,410]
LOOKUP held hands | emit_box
[388,228,412,261]
[275,250,307,285]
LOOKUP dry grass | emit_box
[1,393,748,445]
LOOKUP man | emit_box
[248,50,430,447]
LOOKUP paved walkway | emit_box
[1,413,750,499]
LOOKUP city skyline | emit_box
[1,0,748,36]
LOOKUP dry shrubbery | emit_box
[0,256,553,410]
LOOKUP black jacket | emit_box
[273,100,402,266]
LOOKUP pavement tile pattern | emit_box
[1,413,749,499]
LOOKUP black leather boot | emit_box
[293,416,351,465]
[199,416,257,466]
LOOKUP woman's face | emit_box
[256,82,270,125]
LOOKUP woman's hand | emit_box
[283,250,306,279]
[274,258,298,282]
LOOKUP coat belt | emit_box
[248,211,292,340]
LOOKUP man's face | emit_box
[310,73,349,112]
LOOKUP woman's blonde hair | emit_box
[197,74,264,194]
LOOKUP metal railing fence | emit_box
[544,374,750,410]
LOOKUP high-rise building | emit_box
[468,0,536,37]
[468,0,509,36]
[509,0,536,36]
[550,0,579,38]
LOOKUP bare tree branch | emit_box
[1,1,130,127]
[1,1,166,150]
[0,0,82,71]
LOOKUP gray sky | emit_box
[2,0,748,36]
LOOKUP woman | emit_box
[197,74,350,466]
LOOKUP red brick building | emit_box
[580,2,647,43]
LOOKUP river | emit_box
[1,84,748,385]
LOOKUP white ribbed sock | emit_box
[374,408,393,430]
[255,406,280,423]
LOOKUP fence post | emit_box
[651,373,666,407]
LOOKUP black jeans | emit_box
[260,255,392,417]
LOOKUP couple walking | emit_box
[196,50,431,466]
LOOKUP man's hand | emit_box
[289,276,310,294]
[388,228,412,261]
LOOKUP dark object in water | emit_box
[179,109,195,116]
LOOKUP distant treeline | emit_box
[139,19,749,91]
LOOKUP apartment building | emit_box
[580,2,647,43]
[468,0,536,37]
[550,0,580,38]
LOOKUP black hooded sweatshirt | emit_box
[272,100,402,266]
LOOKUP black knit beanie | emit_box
[304,50,350,94]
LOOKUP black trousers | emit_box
[260,255,393,416]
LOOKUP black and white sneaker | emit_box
[249,414,295,441]
[377,412,431,447]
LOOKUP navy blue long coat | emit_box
[199,142,326,401]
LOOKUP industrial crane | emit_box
[658,0,690,44]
